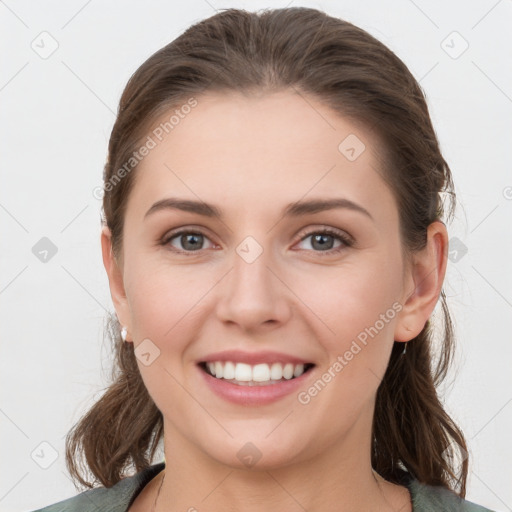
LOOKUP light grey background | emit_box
[1,1,511,511]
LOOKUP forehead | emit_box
[126,90,396,225]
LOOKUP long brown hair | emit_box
[66,7,469,496]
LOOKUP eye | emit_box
[295,227,353,255]
[162,230,215,253]
[161,227,353,256]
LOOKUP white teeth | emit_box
[270,362,282,380]
[282,363,294,380]
[234,363,252,381]
[204,361,309,383]
[252,363,270,382]
[293,364,304,377]
[223,361,235,379]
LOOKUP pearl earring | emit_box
[121,326,128,342]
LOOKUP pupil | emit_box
[312,234,333,250]
[182,234,202,251]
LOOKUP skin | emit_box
[101,90,448,511]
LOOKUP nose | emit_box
[215,241,292,332]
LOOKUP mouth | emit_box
[198,361,316,386]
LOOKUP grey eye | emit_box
[166,232,211,252]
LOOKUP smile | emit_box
[197,358,316,405]
[200,361,315,385]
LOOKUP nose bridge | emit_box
[233,235,272,293]
[215,233,290,328]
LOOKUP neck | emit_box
[153,417,411,512]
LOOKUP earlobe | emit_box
[101,226,132,338]
[394,221,448,342]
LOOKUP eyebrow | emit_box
[144,197,373,221]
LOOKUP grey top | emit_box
[31,462,495,512]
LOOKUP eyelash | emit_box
[161,227,353,256]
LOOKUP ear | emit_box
[101,225,133,342]
[394,221,448,342]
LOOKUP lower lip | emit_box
[198,365,315,406]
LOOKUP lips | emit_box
[198,360,316,405]
[196,350,316,399]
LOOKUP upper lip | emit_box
[198,349,314,366]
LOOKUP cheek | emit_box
[292,269,401,432]
[124,264,207,415]
[125,252,212,339]
[124,258,219,402]
[298,256,402,392]
[307,259,401,339]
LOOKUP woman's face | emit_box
[105,90,417,470]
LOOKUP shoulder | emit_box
[30,463,165,512]
[402,473,496,512]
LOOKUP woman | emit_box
[34,7,495,512]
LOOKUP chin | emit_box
[199,434,307,472]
